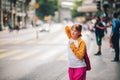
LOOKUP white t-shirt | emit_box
[67,39,86,68]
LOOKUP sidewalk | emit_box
[60,31,120,80]
[85,33,120,80]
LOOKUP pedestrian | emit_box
[8,23,13,32]
[94,16,105,56]
[65,24,91,80]
[14,22,20,32]
[109,13,120,62]
[88,20,95,40]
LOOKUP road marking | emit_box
[0,40,22,45]
[0,50,21,59]
[10,50,39,60]
[0,41,11,45]
[0,49,6,52]
[10,52,34,60]
[0,40,34,45]
[25,40,34,44]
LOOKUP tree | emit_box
[36,0,58,19]
[9,0,17,7]
[71,0,82,18]
[25,0,31,6]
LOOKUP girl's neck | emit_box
[72,37,80,40]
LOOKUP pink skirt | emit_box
[68,67,86,80]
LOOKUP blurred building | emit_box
[58,0,97,22]
[58,0,74,22]
[106,0,120,17]
[77,0,97,19]
[0,0,35,30]
[77,0,120,19]
[77,0,97,12]
[0,0,10,30]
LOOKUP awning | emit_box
[77,5,97,12]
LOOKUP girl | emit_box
[65,24,90,80]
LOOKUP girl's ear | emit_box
[78,32,82,37]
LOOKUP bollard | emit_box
[36,30,39,39]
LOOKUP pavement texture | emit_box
[84,33,120,80]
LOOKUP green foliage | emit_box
[25,0,31,6]
[71,9,81,18]
[36,0,58,19]
[95,10,103,17]
[71,0,82,18]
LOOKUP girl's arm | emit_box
[70,40,86,60]
[65,26,71,39]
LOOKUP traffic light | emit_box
[5,17,8,21]
[96,1,101,10]
[103,0,109,9]
[3,16,9,24]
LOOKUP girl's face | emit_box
[71,27,81,40]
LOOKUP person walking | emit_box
[109,13,120,62]
[14,22,20,32]
[94,16,105,55]
[88,20,95,40]
[8,23,13,32]
[65,24,91,80]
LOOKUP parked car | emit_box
[36,20,43,27]
[39,23,50,32]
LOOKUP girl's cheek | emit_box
[71,31,73,35]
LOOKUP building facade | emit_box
[0,0,35,31]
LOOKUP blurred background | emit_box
[0,0,120,31]
[0,0,120,80]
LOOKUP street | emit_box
[0,23,120,80]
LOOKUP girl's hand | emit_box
[70,42,76,49]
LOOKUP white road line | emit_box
[0,50,21,59]
[0,49,6,52]
[10,50,40,60]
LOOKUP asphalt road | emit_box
[0,23,120,80]
[0,23,69,80]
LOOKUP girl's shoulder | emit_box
[77,38,86,45]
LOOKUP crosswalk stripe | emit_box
[0,49,6,52]
[0,40,35,45]
[0,50,21,59]
[0,40,23,45]
[10,52,34,60]
[10,50,39,60]
[25,40,34,44]
[0,41,11,45]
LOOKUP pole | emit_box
[36,30,38,39]
[0,0,3,30]
[22,1,25,28]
